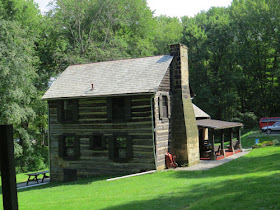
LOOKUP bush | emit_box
[252,140,278,149]
[272,139,280,146]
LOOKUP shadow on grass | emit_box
[14,147,280,194]
[102,173,280,209]
[15,172,133,193]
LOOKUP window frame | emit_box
[108,133,133,163]
[107,96,131,123]
[159,93,171,121]
[57,99,78,123]
[59,134,80,161]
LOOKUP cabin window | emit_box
[57,100,78,123]
[115,136,127,160]
[107,97,131,122]
[89,134,106,150]
[108,134,133,162]
[59,134,80,160]
[162,96,168,118]
[159,94,170,120]
[64,136,75,158]
[112,97,125,121]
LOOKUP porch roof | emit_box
[196,119,243,130]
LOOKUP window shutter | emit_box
[108,136,115,160]
[167,95,171,119]
[74,135,80,160]
[72,100,79,122]
[159,95,163,120]
[101,135,106,149]
[89,136,94,150]
[58,135,64,158]
[124,96,131,121]
[57,101,63,122]
[107,98,112,122]
[126,136,133,161]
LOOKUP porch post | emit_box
[210,129,216,160]
[0,125,18,210]
[229,128,235,154]
[237,127,242,151]
[220,129,226,157]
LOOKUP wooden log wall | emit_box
[153,91,171,170]
[158,67,170,92]
[48,95,156,181]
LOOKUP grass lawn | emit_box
[220,129,280,148]
[241,130,280,148]
[1,146,279,209]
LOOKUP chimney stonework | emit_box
[170,44,200,166]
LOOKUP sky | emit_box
[34,0,233,18]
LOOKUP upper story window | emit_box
[112,97,125,121]
[57,100,78,123]
[107,96,131,122]
[63,100,74,121]
[162,96,168,119]
[159,94,171,121]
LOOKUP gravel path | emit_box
[168,149,251,171]
[17,178,50,190]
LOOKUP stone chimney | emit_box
[169,44,200,166]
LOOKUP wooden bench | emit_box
[214,145,221,156]
[226,140,240,151]
[200,144,221,158]
[26,170,50,185]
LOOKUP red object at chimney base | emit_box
[165,152,178,168]
[91,84,94,89]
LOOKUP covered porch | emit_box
[197,119,244,160]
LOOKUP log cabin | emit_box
[42,44,200,181]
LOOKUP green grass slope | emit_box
[241,130,280,148]
[0,146,279,209]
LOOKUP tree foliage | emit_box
[0,0,48,171]
[1,0,280,172]
[44,0,158,69]
[182,0,280,124]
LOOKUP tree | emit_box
[230,0,280,117]
[181,0,280,126]
[153,15,183,55]
[44,0,157,72]
[0,0,49,171]
[182,7,239,120]
[0,20,37,168]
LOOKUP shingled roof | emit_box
[42,55,173,100]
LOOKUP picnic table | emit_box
[26,170,50,185]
